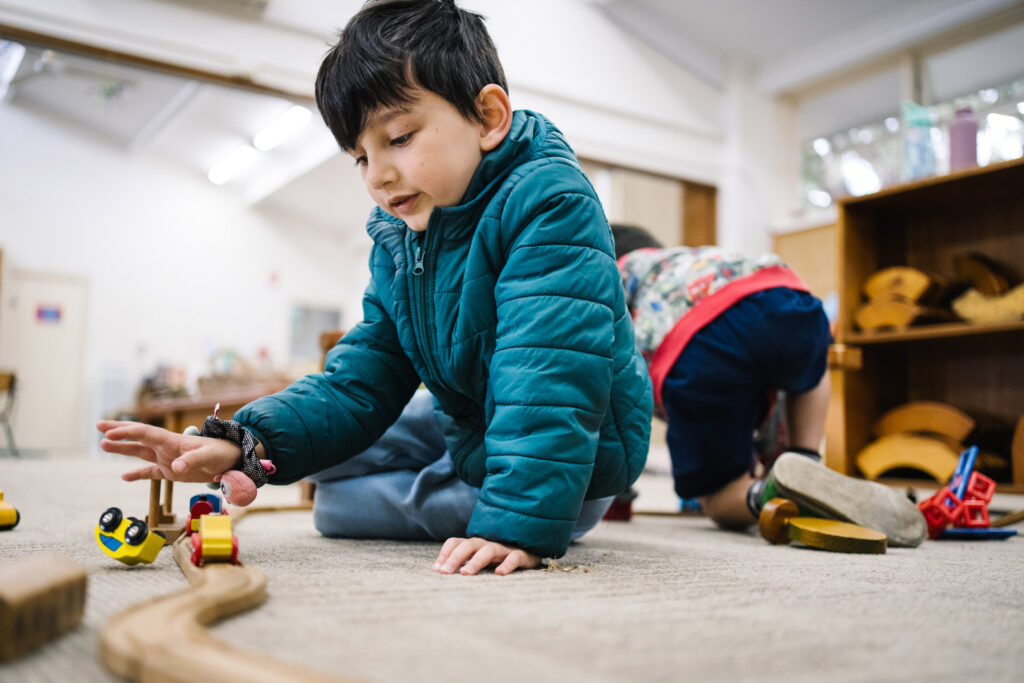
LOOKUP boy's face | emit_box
[349,87,486,232]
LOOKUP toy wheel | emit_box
[1,509,19,530]
[191,534,202,566]
[99,507,122,532]
[758,497,799,545]
[124,518,149,546]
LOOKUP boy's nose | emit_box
[366,160,397,189]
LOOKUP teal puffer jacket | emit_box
[235,110,652,557]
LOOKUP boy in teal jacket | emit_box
[98,0,652,575]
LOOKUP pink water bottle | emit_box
[949,107,978,172]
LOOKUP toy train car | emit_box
[95,507,165,565]
[0,489,19,530]
[185,493,225,535]
[190,513,239,567]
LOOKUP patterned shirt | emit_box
[619,246,786,360]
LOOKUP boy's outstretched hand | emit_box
[433,537,541,576]
[97,420,242,483]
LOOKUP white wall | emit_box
[0,0,809,453]
[0,0,728,185]
[0,103,368,450]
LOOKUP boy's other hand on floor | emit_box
[97,420,242,484]
[434,537,540,576]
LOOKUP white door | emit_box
[0,268,88,452]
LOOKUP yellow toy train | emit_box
[185,494,239,567]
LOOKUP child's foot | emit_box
[763,452,927,547]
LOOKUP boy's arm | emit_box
[466,178,618,559]
[233,279,421,483]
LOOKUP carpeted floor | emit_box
[1,454,1023,682]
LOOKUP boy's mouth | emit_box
[388,193,418,214]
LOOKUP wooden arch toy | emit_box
[855,434,961,483]
[758,498,887,554]
[872,401,975,443]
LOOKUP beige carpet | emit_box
[1,454,1023,683]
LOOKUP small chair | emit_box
[0,371,17,456]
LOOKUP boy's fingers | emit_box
[96,419,130,433]
[459,545,497,575]
[100,439,157,462]
[170,453,198,474]
[103,422,172,445]
[439,538,484,574]
[433,537,465,570]
[494,550,529,576]
[121,464,164,482]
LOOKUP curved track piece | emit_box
[856,434,960,483]
[100,527,339,682]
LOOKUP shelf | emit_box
[845,319,1024,345]
[828,157,1024,487]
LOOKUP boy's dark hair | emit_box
[315,0,508,151]
[610,224,664,260]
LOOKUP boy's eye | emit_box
[391,133,412,146]
[353,155,367,167]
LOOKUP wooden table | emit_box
[134,384,290,536]
[135,384,287,434]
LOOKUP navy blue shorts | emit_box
[661,287,831,499]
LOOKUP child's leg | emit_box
[661,317,764,530]
[309,388,613,545]
[699,473,757,529]
[313,451,479,540]
[310,389,477,540]
[786,370,830,453]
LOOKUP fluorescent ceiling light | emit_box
[208,144,258,185]
[253,105,312,152]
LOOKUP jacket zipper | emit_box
[410,230,445,390]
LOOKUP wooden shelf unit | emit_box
[827,157,1024,491]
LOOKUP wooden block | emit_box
[873,401,975,442]
[856,434,960,483]
[863,266,938,303]
[0,554,88,662]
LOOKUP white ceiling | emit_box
[2,0,1021,236]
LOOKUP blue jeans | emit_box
[309,390,613,546]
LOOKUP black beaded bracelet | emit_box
[200,403,268,488]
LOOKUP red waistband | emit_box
[648,266,809,406]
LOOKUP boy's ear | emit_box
[476,84,512,152]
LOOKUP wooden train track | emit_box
[100,501,340,683]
